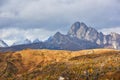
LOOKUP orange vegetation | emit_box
[0,49,120,80]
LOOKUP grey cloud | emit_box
[0,0,120,31]
[0,28,57,45]
[0,0,9,6]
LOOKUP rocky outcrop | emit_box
[67,22,120,49]
[103,32,120,49]
[67,22,103,44]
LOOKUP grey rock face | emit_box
[84,27,98,42]
[68,22,88,39]
[68,22,120,49]
[68,22,81,37]
[68,22,103,45]
[103,32,120,49]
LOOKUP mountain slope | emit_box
[46,32,100,50]
[0,40,8,47]
[0,49,120,80]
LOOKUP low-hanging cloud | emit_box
[1,28,57,45]
[99,27,120,35]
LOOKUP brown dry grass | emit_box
[0,48,120,80]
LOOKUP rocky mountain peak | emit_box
[67,22,100,41]
[52,32,65,43]
[72,21,81,29]
[54,32,63,38]
[33,39,40,43]
[67,22,88,38]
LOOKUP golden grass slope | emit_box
[0,49,120,80]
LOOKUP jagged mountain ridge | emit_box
[46,21,120,50]
[67,22,104,45]
[0,21,120,52]
[67,22,120,49]
[46,31,100,50]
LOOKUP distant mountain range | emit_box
[0,21,120,52]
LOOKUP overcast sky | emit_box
[0,0,120,45]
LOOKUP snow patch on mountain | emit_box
[12,39,31,46]
[0,39,8,47]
